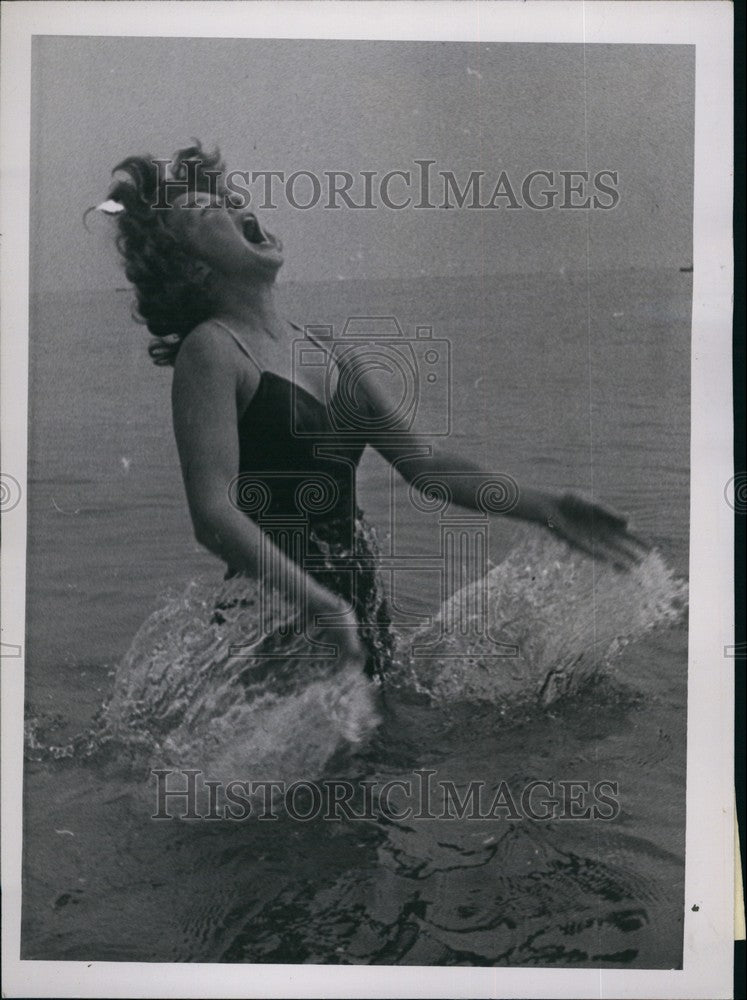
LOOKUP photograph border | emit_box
[0,2,734,997]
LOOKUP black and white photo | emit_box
[0,3,735,998]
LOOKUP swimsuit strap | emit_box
[213,317,342,381]
[211,318,262,373]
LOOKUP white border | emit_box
[0,2,734,998]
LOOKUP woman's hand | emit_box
[308,593,367,671]
[540,491,650,569]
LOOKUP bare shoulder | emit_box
[172,322,237,416]
[175,320,261,392]
[172,321,263,428]
[174,320,239,375]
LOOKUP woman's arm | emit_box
[352,359,648,569]
[171,325,363,660]
[396,445,646,567]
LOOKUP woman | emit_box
[101,142,647,683]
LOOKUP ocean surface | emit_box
[22,269,691,966]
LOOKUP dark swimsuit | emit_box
[210,320,394,681]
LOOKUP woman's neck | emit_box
[212,277,283,336]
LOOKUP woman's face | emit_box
[167,191,284,278]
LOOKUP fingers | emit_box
[587,541,635,571]
[559,492,652,563]
[554,527,598,562]
[603,522,651,556]
[598,533,647,568]
[559,523,649,571]
[562,492,629,529]
[593,501,629,529]
[620,527,652,552]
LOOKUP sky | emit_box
[30,37,695,292]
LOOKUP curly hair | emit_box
[102,142,225,366]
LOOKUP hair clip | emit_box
[96,199,125,215]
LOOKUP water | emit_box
[22,268,690,966]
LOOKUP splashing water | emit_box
[399,530,687,706]
[92,575,382,784]
[25,531,687,780]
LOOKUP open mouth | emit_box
[242,214,270,246]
